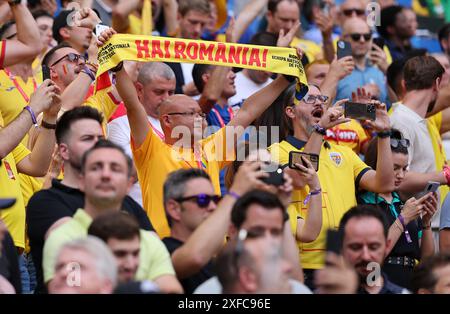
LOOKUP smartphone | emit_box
[289,151,319,172]
[326,229,341,255]
[319,0,330,15]
[337,40,352,59]
[372,37,385,50]
[94,23,110,37]
[260,163,285,186]
[344,102,376,121]
[42,64,51,81]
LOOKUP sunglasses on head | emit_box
[390,138,410,148]
[348,33,372,42]
[50,53,86,67]
[342,8,365,16]
[176,194,221,208]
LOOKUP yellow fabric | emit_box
[96,34,308,89]
[83,89,119,131]
[290,36,322,63]
[427,113,449,206]
[142,0,152,35]
[43,209,175,283]
[269,140,369,269]
[0,113,31,249]
[214,0,228,29]
[0,69,43,146]
[324,119,369,154]
[133,126,234,238]
[126,14,143,35]
[332,38,393,66]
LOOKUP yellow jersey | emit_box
[269,136,370,269]
[84,89,120,131]
[132,126,234,238]
[290,37,322,63]
[324,119,370,155]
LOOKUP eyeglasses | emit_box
[50,53,86,67]
[390,138,410,148]
[348,33,372,42]
[176,194,221,208]
[342,8,365,17]
[166,111,206,119]
[301,94,329,104]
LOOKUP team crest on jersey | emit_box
[329,152,342,166]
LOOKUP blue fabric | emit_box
[303,26,340,45]
[335,63,389,106]
[18,254,31,294]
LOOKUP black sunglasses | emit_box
[348,33,372,42]
[176,194,221,208]
[342,8,365,16]
[50,53,86,67]
[390,138,410,148]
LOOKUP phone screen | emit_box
[344,102,376,121]
[289,151,319,172]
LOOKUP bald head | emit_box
[158,94,200,115]
[138,62,176,85]
[342,17,370,35]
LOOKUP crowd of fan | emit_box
[2,0,450,295]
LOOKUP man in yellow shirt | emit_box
[269,84,394,289]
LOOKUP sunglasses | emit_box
[390,138,410,148]
[176,194,221,208]
[348,33,372,42]
[342,8,365,17]
[302,94,329,104]
[50,53,86,67]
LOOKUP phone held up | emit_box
[326,229,341,256]
[344,102,376,121]
[337,40,352,59]
[289,151,319,172]
[260,163,285,187]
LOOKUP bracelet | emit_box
[41,120,57,130]
[443,165,450,186]
[80,67,96,81]
[312,124,327,136]
[377,130,392,138]
[23,106,38,128]
[394,219,403,232]
[303,188,321,205]
[422,223,431,230]
[110,62,123,73]
[227,191,240,200]
[398,214,412,243]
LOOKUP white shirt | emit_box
[228,71,273,106]
[107,115,163,207]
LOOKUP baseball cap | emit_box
[0,198,15,210]
[53,9,75,44]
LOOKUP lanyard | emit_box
[179,146,207,170]
[211,106,234,127]
[149,122,165,140]
[4,68,37,103]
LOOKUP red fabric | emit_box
[0,40,6,70]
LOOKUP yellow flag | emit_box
[142,0,152,35]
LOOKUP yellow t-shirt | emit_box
[84,90,120,131]
[127,14,143,35]
[0,113,31,249]
[324,119,369,155]
[269,138,370,269]
[290,37,322,63]
[133,126,234,238]
[427,113,449,206]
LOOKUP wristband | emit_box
[303,188,321,205]
[227,191,240,200]
[376,130,391,138]
[23,106,38,128]
[443,165,450,186]
[41,120,57,129]
[110,62,123,73]
[312,124,327,136]
[80,65,96,81]
[398,214,412,243]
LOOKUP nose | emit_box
[194,23,202,35]
[207,199,217,212]
[361,245,371,261]
[281,259,293,276]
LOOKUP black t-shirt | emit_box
[0,232,21,294]
[162,237,214,294]
[27,179,154,294]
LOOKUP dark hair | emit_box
[80,139,133,177]
[387,58,407,96]
[52,9,74,43]
[88,212,141,243]
[249,31,278,47]
[438,23,450,51]
[364,128,408,170]
[339,205,390,240]
[411,253,450,293]
[42,42,72,67]
[55,106,104,144]
[192,64,213,93]
[163,168,211,226]
[0,21,16,40]
[178,0,211,16]
[377,5,404,39]
[32,9,54,20]
[268,0,299,14]
[403,56,444,91]
[231,190,287,229]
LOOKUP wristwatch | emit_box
[312,124,327,136]
[377,130,391,138]
[41,120,57,130]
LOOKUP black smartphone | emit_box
[344,101,376,121]
[417,181,440,198]
[42,64,51,81]
[289,151,319,172]
[372,37,385,50]
[326,229,341,255]
[260,163,285,186]
[337,40,352,59]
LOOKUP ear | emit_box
[266,10,273,22]
[50,67,58,81]
[239,267,258,293]
[78,171,86,192]
[165,199,182,224]
[59,27,71,41]
[177,12,182,22]
[201,72,210,84]
[285,106,296,119]
[386,25,395,36]
[435,76,442,90]
[400,78,406,93]
[160,114,171,129]
[58,143,70,162]
[135,82,144,101]
[384,238,392,258]
[228,224,238,239]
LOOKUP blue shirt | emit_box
[335,62,389,107]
